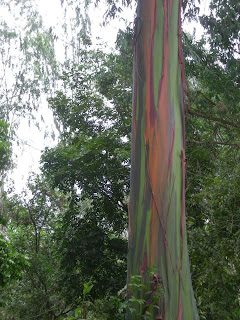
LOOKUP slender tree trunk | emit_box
[0,173,5,232]
[127,1,198,319]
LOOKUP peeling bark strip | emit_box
[127,1,198,319]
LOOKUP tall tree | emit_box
[127,1,198,319]
[41,36,133,310]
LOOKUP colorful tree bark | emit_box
[127,0,198,319]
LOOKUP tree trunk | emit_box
[127,0,198,319]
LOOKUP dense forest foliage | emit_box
[0,0,239,319]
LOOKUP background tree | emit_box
[183,1,240,318]
[0,175,71,320]
[0,120,11,223]
[41,31,133,307]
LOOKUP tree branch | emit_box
[187,108,240,129]
[26,204,40,254]
[188,140,240,147]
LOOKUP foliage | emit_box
[186,140,240,319]
[55,202,127,304]
[65,271,162,320]
[41,30,133,234]
[200,0,240,63]
[0,176,68,319]
[0,235,27,288]
[0,120,11,172]
[0,0,58,125]
[94,0,134,20]
[40,30,133,309]
[183,5,240,317]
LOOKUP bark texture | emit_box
[127,1,198,319]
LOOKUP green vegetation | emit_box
[0,120,11,172]
[0,0,239,319]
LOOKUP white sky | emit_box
[6,0,208,194]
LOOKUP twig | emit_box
[187,109,240,129]
[188,140,240,147]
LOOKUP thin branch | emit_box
[188,140,240,147]
[55,307,74,319]
[195,90,218,107]
[187,108,240,129]
[30,307,56,319]
[26,204,40,253]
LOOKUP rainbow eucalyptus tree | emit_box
[127,0,198,319]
